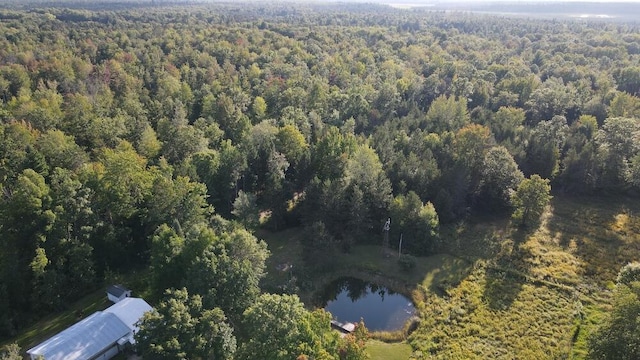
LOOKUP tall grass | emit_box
[407,194,640,359]
[260,194,640,359]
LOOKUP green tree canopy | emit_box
[0,343,21,360]
[479,146,524,209]
[186,227,269,322]
[423,95,470,133]
[588,264,640,360]
[511,175,552,227]
[232,190,260,230]
[389,191,439,255]
[135,288,236,360]
[238,293,365,360]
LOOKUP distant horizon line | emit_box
[320,0,640,3]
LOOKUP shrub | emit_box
[617,262,640,285]
[398,254,417,272]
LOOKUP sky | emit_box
[238,0,640,2]
[337,0,640,3]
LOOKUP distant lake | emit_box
[382,1,632,22]
[387,3,435,9]
[320,277,415,331]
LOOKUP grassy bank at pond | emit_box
[259,194,640,359]
[258,227,476,357]
[257,228,474,306]
[367,339,413,360]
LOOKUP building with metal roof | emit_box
[106,284,131,303]
[104,297,152,344]
[26,297,152,360]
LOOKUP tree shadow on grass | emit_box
[482,266,527,310]
[424,256,475,295]
[436,214,539,309]
[545,194,640,283]
[482,228,536,310]
[510,224,539,245]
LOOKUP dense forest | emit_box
[0,1,639,359]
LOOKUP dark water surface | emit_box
[321,277,415,331]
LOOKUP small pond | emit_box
[320,277,415,331]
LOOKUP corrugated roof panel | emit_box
[104,297,153,333]
[27,312,130,360]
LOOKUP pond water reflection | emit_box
[320,277,415,331]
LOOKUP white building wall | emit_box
[90,344,120,360]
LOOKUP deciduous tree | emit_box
[238,294,363,360]
[186,228,269,322]
[135,288,236,360]
[479,146,524,209]
[232,190,260,230]
[588,263,640,360]
[0,343,21,360]
[511,175,552,227]
[389,191,439,255]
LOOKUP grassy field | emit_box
[3,288,110,354]
[367,340,413,360]
[406,194,640,359]
[260,194,640,359]
[6,194,638,359]
[258,226,477,356]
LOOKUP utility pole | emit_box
[398,233,403,257]
[383,218,390,256]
